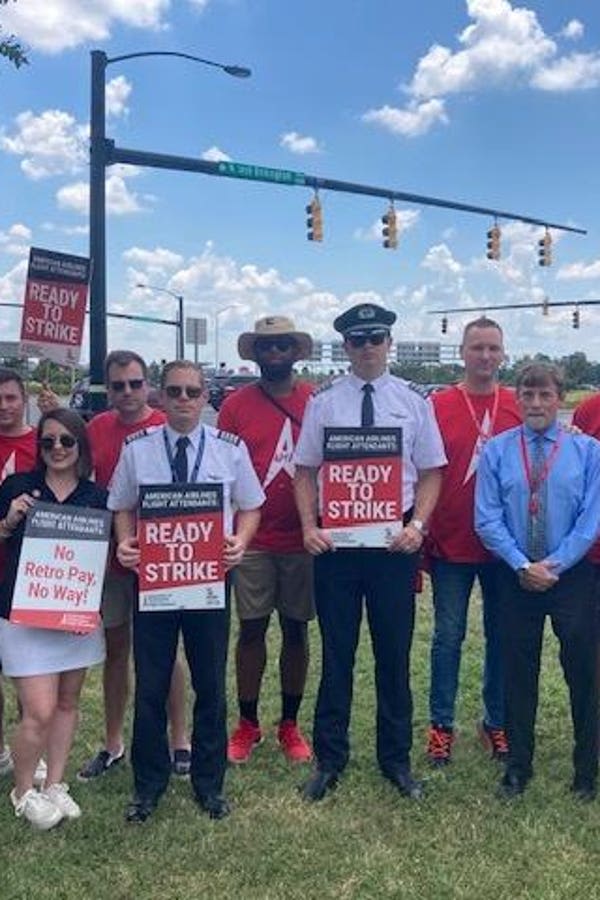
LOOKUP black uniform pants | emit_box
[131,597,230,802]
[312,548,418,775]
[498,560,598,784]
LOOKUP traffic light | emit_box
[306,196,323,242]
[572,307,580,329]
[486,225,501,261]
[382,206,398,249]
[441,316,448,334]
[538,230,552,267]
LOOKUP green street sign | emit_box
[217,160,306,186]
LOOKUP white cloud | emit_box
[106,76,132,118]
[201,146,232,162]
[123,246,184,272]
[362,1,599,138]
[280,132,322,154]
[0,258,28,303]
[556,260,600,281]
[0,224,32,257]
[531,53,600,91]
[560,19,584,41]
[41,222,89,236]
[57,168,147,216]
[0,0,170,53]
[0,110,87,179]
[362,99,447,138]
[354,209,420,242]
[421,243,464,276]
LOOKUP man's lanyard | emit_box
[458,383,499,443]
[162,426,205,484]
[519,428,562,515]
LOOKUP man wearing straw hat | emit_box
[218,316,315,766]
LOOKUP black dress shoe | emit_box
[300,768,338,802]
[125,796,157,824]
[196,793,231,820]
[383,768,424,800]
[497,771,528,800]
[571,779,597,802]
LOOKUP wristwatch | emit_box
[518,562,531,573]
[410,518,425,534]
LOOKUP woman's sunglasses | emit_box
[40,434,78,451]
[164,385,204,399]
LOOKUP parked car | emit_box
[208,373,257,411]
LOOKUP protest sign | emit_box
[19,246,90,365]
[321,427,403,548]
[10,502,111,632]
[138,484,225,611]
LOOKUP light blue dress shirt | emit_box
[475,420,600,574]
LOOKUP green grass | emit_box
[1,585,599,900]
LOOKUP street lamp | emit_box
[89,50,251,410]
[214,304,240,371]
[135,283,185,359]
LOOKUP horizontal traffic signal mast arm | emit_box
[429,299,600,314]
[106,145,586,236]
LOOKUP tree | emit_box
[0,0,28,70]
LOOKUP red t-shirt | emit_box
[218,381,313,553]
[572,394,600,563]
[427,385,521,563]
[0,428,37,576]
[87,408,166,489]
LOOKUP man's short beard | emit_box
[259,361,294,382]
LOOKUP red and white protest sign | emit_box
[138,484,225,611]
[11,502,111,632]
[20,246,90,365]
[321,428,403,548]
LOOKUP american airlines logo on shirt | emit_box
[463,408,493,485]
[263,418,295,489]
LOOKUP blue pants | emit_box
[312,549,418,776]
[429,559,504,729]
[131,598,230,803]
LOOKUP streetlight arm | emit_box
[106,50,251,78]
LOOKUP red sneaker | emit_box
[478,722,509,761]
[277,720,313,763]
[227,718,263,764]
[426,724,454,767]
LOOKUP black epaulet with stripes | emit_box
[313,378,337,396]
[216,429,241,446]
[124,427,153,445]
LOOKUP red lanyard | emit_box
[519,429,562,515]
[458,384,499,443]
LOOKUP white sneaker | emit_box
[44,782,81,820]
[33,757,48,788]
[10,787,63,831]
[0,746,13,776]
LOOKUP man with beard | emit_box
[218,317,315,764]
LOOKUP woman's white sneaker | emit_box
[10,788,63,830]
[45,782,81,819]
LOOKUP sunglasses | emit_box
[164,385,204,399]
[110,378,145,392]
[40,434,78,451]
[254,337,297,353]
[346,331,389,348]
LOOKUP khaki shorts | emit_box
[234,550,315,622]
[100,569,136,629]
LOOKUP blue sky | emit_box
[1,0,599,368]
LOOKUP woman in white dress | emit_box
[0,408,108,830]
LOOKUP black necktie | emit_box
[361,383,374,427]
[174,436,190,482]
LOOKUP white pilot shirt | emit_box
[108,422,265,532]
[294,371,447,512]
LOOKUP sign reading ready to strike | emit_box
[138,484,225,611]
[321,428,403,548]
[11,502,112,632]
[20,246,90,365]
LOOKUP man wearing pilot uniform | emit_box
[109,361,265,823]
[294,303,446,801]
